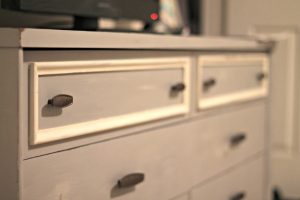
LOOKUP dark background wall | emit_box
[0,0,71,28]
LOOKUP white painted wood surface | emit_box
[29,57,191,144]
[0,28,270,50]
[198,54,269,109]
[191,156,264,200]
[0,28,270,200]
[171,194,190,200]
[23,103,265,200]
[220,0,300,196]
[251,27,300,198]
[0,48,22,200]
[20,50,269,159]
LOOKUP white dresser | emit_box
[0,28,271,200]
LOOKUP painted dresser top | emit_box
[0,28,270,51]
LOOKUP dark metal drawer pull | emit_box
[171,83,186,92]
[230,192,246,200]
[203,78,216,89]
[117,173,145,189]
[257,72,267,81]
[230,133,247,147]
[48,94,73,108]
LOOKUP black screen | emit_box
[2,0,159,22]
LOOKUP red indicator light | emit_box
[150,13,158,21]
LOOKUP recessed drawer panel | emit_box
[29,57,191,145]
[23,103,265,200]
[198,54,269,109]
[191,157,264,200]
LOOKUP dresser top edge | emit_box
[0,28,270,51]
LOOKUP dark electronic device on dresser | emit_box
[1,0,160,30]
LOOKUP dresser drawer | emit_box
[198,54,269,109]
[29,57,191,145]
[172,194,189,200]
[23,103,265,200]
[192,103,265,179]
[191,157,265,200]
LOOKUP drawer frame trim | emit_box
[197,54,269,109]
[29,57,191,145]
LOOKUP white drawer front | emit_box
[191,157,265,200]
[23,103,265,200]
[198,54,269,109]
[172,194,189,200]
[29,57,191,145]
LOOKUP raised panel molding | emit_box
[29,57,191,145]
[197,54,269,110]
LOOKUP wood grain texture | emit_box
[0,48,21,200]
[23,103,265,200]
[38,69,184,128]
[198,54,269,109]
[22,50,193,157]
[21,50,268,159]
[29,57,191,144]
[0,28,270,200]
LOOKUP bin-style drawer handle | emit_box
[203,78,216,89]
[48,94,73,108]
[171,83,186,92]
[257,72,267,81]
[230,192,246,200]
[117,173,145,189]
[230,133,247,147]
